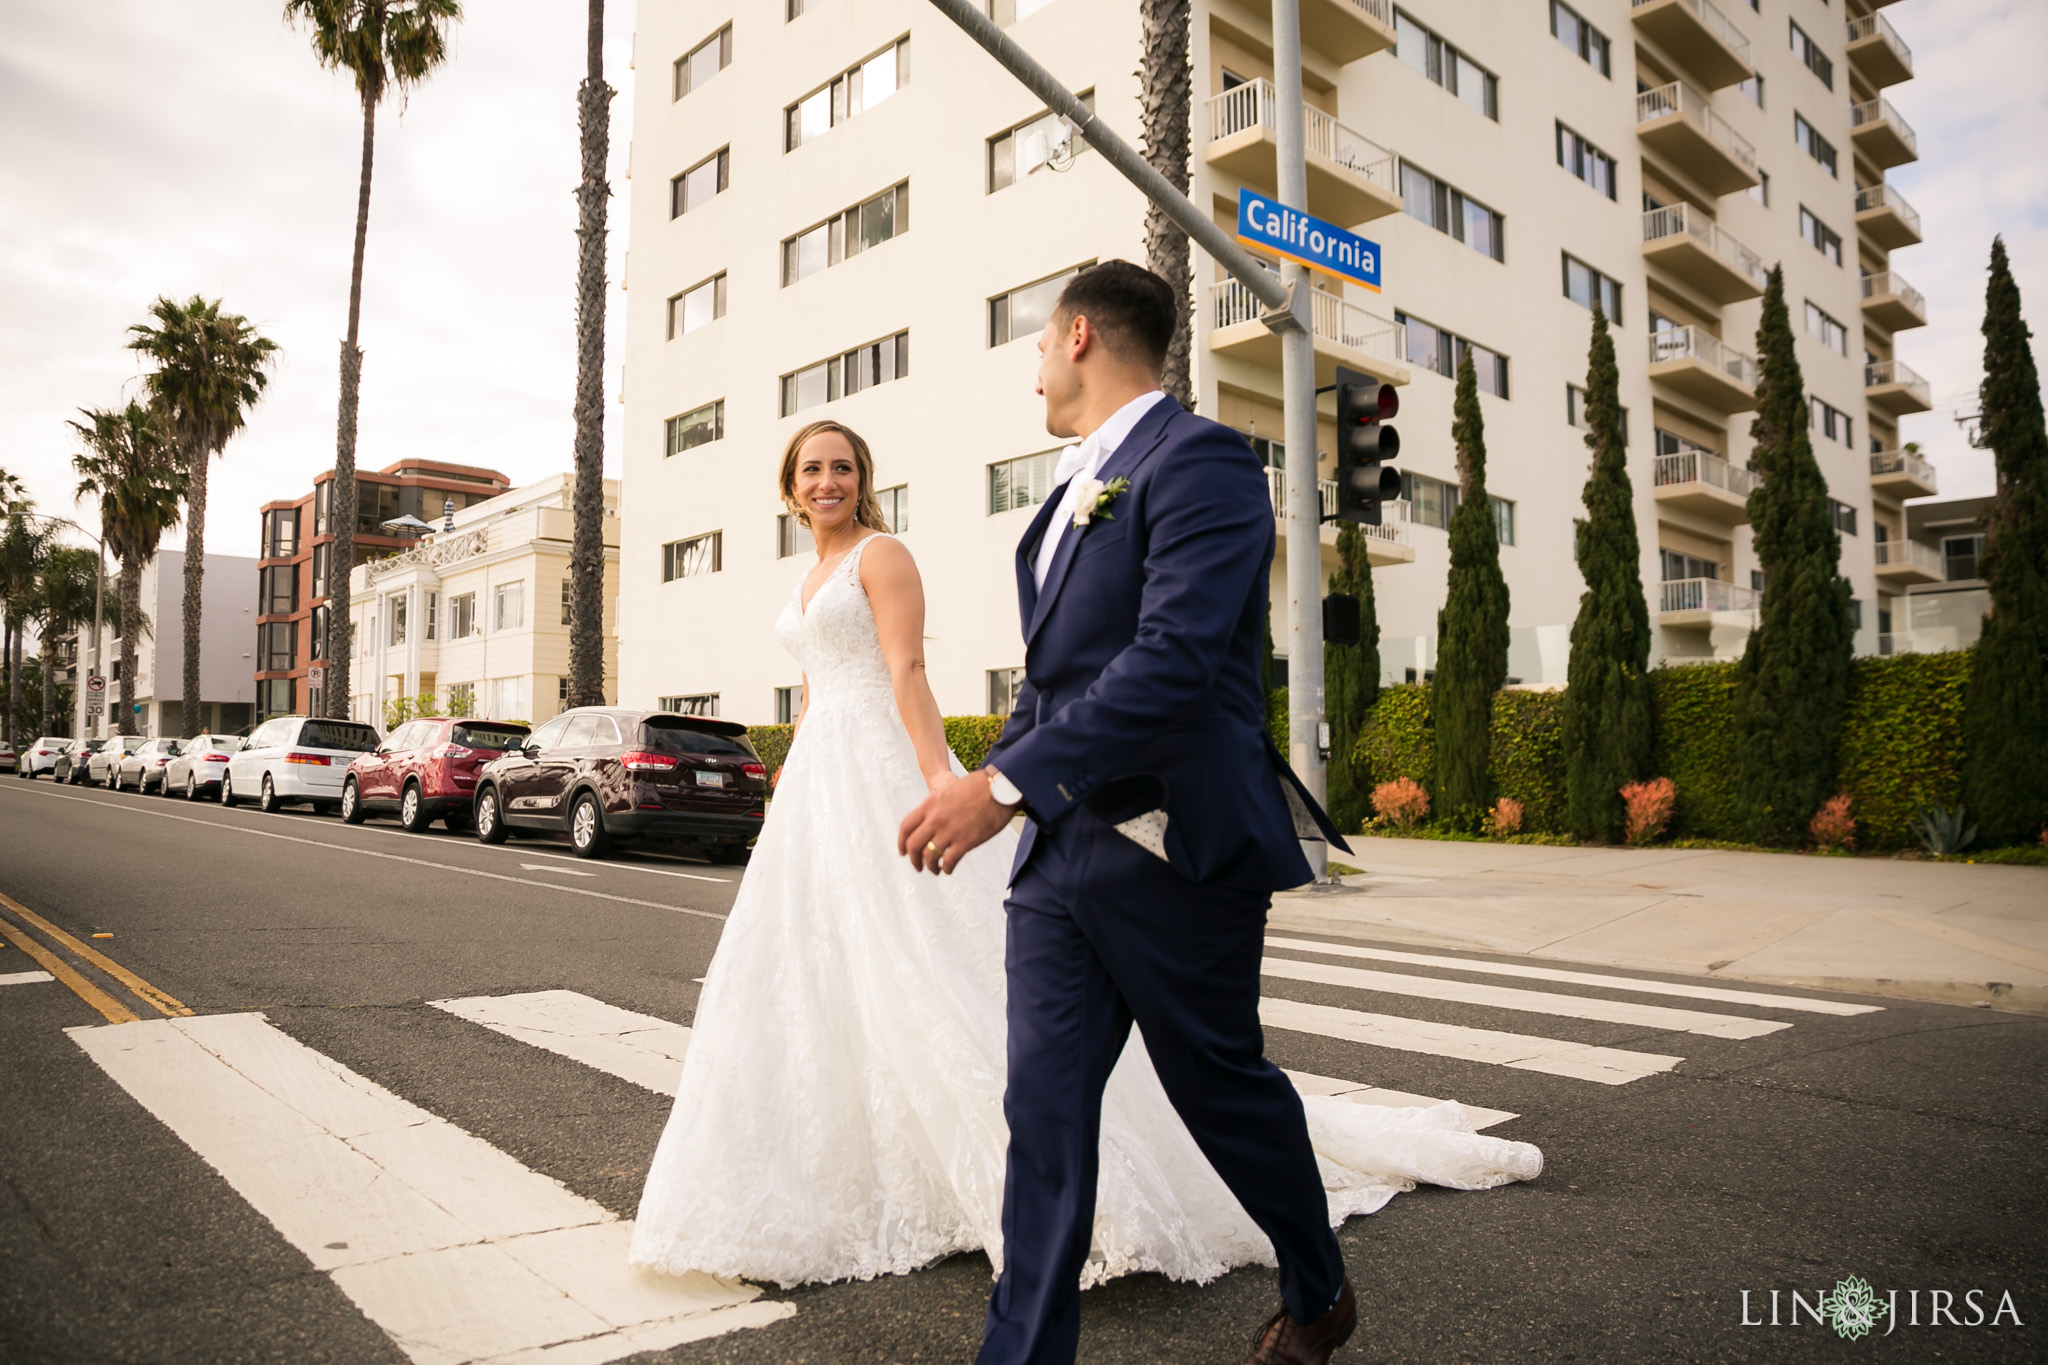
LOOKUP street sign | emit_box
[1236,191,1382,292]
[86,703,103,716]
[86,676,106,694]
[308,665,326,690]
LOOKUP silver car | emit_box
[86,735,148,786]
[115,737,185,793]
[164,733,246,800]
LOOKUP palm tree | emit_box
[285,0,463,716]
[70,403,185,737]
[0,504,50,751]
[1140,0,1194,409]
[30,545,112,737]
[127,296,279,737]
[566,0,611,709]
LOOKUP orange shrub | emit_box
[1487,797,1524,837]
[1371,778,1431,830]
[1809,793,1857,852]
[1620,777,1677,846]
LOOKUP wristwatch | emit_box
[984,766,1025,809]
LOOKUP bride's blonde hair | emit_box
[779,419,891,532]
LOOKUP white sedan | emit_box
[86,736,147,786]
[18,736,72,778]
[114,737,185,793]
[164,734,246,800]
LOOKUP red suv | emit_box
[340,717,532,832]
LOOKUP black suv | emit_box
[471,706,767,860]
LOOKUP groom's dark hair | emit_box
[1053,260,1175,376]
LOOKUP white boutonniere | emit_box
[1071,476,1131,529]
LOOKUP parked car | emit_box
[113,737,185,793]
[0,738,15,773]
[223,715,382,813]
[342,717,532,832]
[164,733,246,800]
[53,738,105,783]
[86,735,148,786]
[472,706,767,860]
[18,736,72,778]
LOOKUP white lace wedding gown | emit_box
[629,533,1542,1290]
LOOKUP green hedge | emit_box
[746,724,793,775]
[1836,650,1970,847]
[1650,662,1746,841]
[1356,684,1433,790]
[745,715,1009,777]
[1491,689,1568,834]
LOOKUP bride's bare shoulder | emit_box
[856,532,917,580]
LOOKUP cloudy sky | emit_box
[2,0,2043,564]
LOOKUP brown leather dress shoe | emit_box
[1243,1277,1357,1365]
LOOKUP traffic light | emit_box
[1330,366,1400,526]
[1323,592,1361,647]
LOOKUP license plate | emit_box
[695,770,727,788]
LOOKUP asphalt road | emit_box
[1,774,2043,1364]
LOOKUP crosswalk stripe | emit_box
[1266,937,1882,1015]
[1260,996,1686,1085]
[1,970,56,987]
[1262,955,1791,1039]
[69,1013,792,1364]
[1282,1070,1518,1130]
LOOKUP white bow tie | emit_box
[1052,433,1100,490]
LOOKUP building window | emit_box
[667,273,727,339]
[1401,163,1503,261]
[259,677,295,718]
[780,331,910,415]
[990,265,1088,347]
[1569,384,1630,443]
[313,481,332,535]
[260,564,298,616]
[774,684,805,724]
[1549,0,1610,76]
[309,542,331,600]
[1799,207,1843,265]
[1661,549,1721,581]
[1556,123,1616,198]
[560,579,572,626]
[493,580,524,631]
[987,667,1026,717]
[1943,534,1985,581]
[1748,169,1771,207]
[1827,497,1859,536]
[988,91,1093,191]
[1737,72,1764,107]
[777,513,815,559]
[867,482,911,534]
[446,681,475,714]
[1394,10,1498,119]
[1493,497,1517,547]
[985,0,1057,23]
[670,147,730,218]
[988,450,1059,515]
[662,532,723,581]
[674,23,731,99]
[355,482,401,536]
[1794,113,1838,178]
[310,605,328,660]
[449,592,476,640]
[259,621,296,672]
[425,591,438,641]
[783,182,910,285]
[1812,397,1854,448]
[785,37,910,152]
[488,676,527,721]
[1790,21,1833,89]
[387,595,407,647]
[266,508,299,558]
[665,400,725,455]
[1562,254,1623,318]
[558,676,570,707]
[1399,472,1514,543]
[1805,302,1848,356]
[661,693,721,716]
[1395,312,1509,398]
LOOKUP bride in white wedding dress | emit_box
[629,419,1542,1291]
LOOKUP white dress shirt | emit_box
[1031,389,1168,590]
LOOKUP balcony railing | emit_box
[1635,80,1759,178]
[1869,447,1937,492]
[1642,203,1766,291]
[1632,0,1752,67]
[1861,270,1925,316]
[1845,12,1912,75]
[1851,97,1918,156]
[1265,467,1412,546]
[1865,357,1930,404]
[1211,273,1401,363]
[1649,325,1760,388]
[1339,0,1395,26]
[1854,182,1922,236]
[1204,78,1396,195]
[1874,538,1943,576]
[1660,577,1758,614]
[1655,447,1759,497]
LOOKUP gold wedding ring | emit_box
[926,841,943,857]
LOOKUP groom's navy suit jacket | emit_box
[986,396,1350,892]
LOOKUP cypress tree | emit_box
[1433,349,1510,822]
[1325,520,1381,833]
[1962,237,2048,845]
[1733,266,1856,842]
[1561,305,1653,841]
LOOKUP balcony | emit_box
[1869,448,1938,499]
[1630,0,1754,90]
[1208,274,1410,389]
[1653,447,1757,523]
[1846,12,1913,88]
[1874,537,1943,585]
[1659,576,1758,627]
[1204,80,1400,227]
[1850,97,1918,169]
[1641,204,1766,303]
[1861,270,1927,332]
[1267,468,1414,566]
[1865,357,1932,415]
[1229,0,1396,63]
[1647,326,1759,412]
[1855,182,1923,250]
[1635,81,1760,195]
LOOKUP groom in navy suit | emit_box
[899,261,1357,1365]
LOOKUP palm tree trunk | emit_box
[118,561,141,736]
[1140,0,1194,411]
[327,97,377,720]
[182,437,206,736]
[567,0,612,710]
[4,616,16,749]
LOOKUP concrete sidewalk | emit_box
[1271,838,2048,1014]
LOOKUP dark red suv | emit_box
[341,717,533,832]
[471,706,767,860]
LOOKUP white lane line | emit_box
[1266,937,1883,1015]
[433,991,692,1097]
[70,1013,790,1363]
[1262,956,1790,1040]
[1260,995,1686,1085]
[522,864,598,878]
[1282,1069,1519,1130]
[1,969,56,987]
[337,817,732,884]
[0,784,728,922]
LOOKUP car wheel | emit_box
[220,772,239,807]
[259,773,282,814]
[398,782,429,833]
[186,772,200,800]
[569,793,611,859]
[341,778,367,825]
[474,788,508,844]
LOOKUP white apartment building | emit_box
[100,548,259,737]
[346,473,620,728]
[619,0,1927,721]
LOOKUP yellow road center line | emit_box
[0,914,138,1025]
[0,892,193,1018]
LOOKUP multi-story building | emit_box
[99,549,259,738]
[344,473,621,728]
[254,459,511,721]
[618,0,1926,721]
